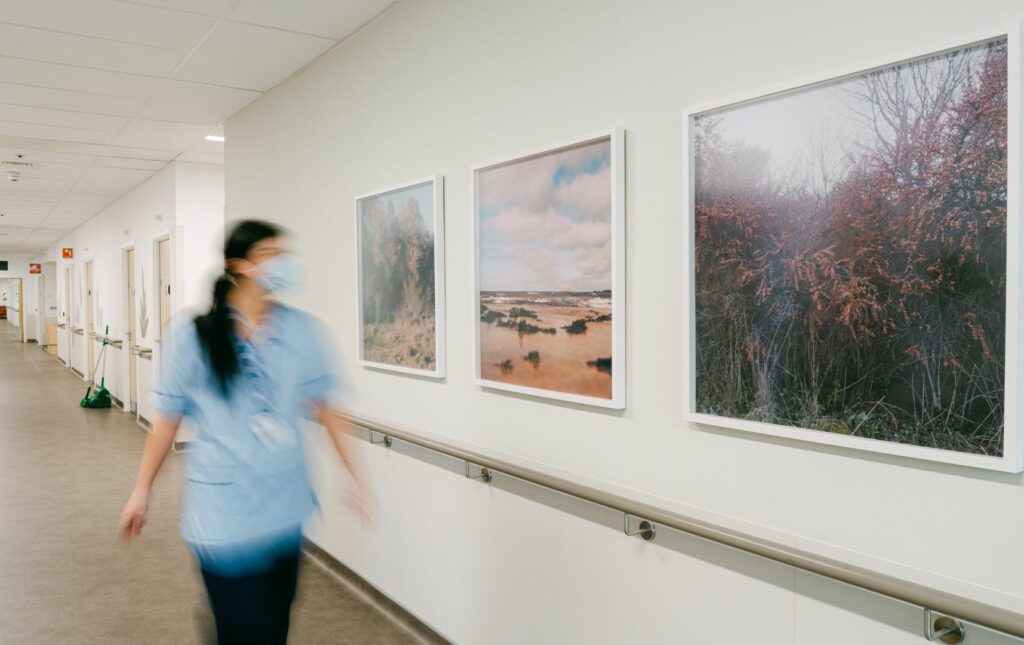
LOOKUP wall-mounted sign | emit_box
[29,263,41,274]
[62,248,73,259]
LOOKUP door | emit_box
[126,248,137,413]
[37,274,45,346]
[157,237,172,381]
[14,278,23,342]
[63,266,71,365]
[85,261,94,378]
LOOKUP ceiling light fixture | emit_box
[204,135,225,142]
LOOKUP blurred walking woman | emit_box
[118,220,367,645]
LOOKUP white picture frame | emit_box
[472,129,626,409]
[355,176,446,378]
[683,23,1023,472]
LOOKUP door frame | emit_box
[12,278,24,342]
[84,260,95,380]
[121,242,137,413]
[151,227,183,382]
[36,271,45,347]
[62,264,71,367]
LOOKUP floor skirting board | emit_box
[302,540,451,645]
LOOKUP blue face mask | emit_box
[254,254,302,294]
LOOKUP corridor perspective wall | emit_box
[225,1,1024,642]
[48,161,224,423]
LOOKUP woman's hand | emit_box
[117,487,150,543]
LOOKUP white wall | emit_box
[226,1,1024,643]
[47,161,223,421]
[174,161,225,314]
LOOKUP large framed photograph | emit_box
[356,176,445,377]
[684,25,1023,471]
[473,130,625,408]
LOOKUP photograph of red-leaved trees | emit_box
[693,38,1008,457]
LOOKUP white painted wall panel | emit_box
[225,0,1024,642]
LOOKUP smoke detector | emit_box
[7,171,19,183]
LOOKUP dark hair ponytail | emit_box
[194,219,283,395]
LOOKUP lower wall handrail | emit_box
[336,411,1024,639]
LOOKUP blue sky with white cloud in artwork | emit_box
[360,180,434,233]
[478,138,612,292]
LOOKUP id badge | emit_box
[250,412,297,450]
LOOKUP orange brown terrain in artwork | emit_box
[479,291,612,398]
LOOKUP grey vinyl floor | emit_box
[0,321,418,645]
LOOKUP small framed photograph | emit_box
[356,176,445,378]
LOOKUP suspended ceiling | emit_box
[0,0,395,254]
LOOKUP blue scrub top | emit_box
[153,303,339,575]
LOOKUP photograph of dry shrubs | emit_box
[692,38,1008,456]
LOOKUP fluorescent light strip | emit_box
[204,135,225,142]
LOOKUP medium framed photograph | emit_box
[473,129,625,408]
[356,176,445,377]
[684,25,1022,471]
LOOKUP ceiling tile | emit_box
[3,177,76,192]
[0,56,163,99]
[229,0,393,39]
[135,80,260,124]
[0,147,96,167]
[0,203,53,215]
[59,193,117,207]
[0,218,45,229]
[0,104,128,132]
[0,23,185,76]
[47,212,97,223]
[0,0,216,50]
[26,229,66,240]
[0,137,178,162]
[42,215,92,224]
[112,119,209,150]
[48,203,97,213]
[70,181,137,196]
[173,21,334,91]
[119,0,237,18]
[93,156,166,171]
[0,194,60,207]
[78,166,154,185]
[0,82,144,117]
[0,121,115,145]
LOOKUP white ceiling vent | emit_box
[1,160,34,169]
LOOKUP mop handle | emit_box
[99,325,109,383]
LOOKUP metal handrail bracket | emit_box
[624,513,657,542]
[369,431,392,448]
[465,461,492,482]
[339,410,1024,639]
[926,610,967,644]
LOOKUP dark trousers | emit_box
[200,553,300,645]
